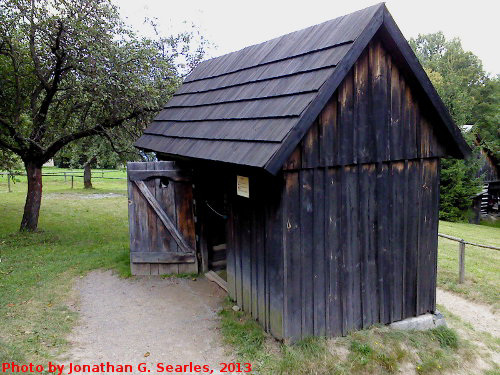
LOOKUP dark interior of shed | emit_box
[194,172,228,279]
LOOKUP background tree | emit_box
[0,149,22,172]
[410,32,497,221]
[472,78,500,160]
[0,0,206,230]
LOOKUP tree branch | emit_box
[31,19,67,142]
[43,108,157,161]
[28,1,49,90]
[99,128,138,157]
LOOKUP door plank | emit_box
[134,180,195,253]
[131,251,195,264]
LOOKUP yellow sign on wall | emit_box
[236,175,250,198]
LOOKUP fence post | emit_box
[7,174,11,193]
[458,240,465,284]
[102,170,104,178]
[71,175,74,189]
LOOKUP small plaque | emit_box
[236,175,250,198]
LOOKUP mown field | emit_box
[437,221,500,310]
[0,169,130,365]
[0,169,498,374]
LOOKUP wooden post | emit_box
[458,240,465,284]
[71,175,74,189]
[7,174,11,193]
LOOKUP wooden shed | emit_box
[130,3,470,341]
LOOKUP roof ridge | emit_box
[185,3,385,83]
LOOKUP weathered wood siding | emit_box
[127,161,197,275]
[226,175,285,339]
[281,159,439,340]
[221,38,445,342]
[284,40,446,171]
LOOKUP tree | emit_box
[0,148,22,172]
[410,32,488,221]
[0,0,205,230]
[57,129,142,188]
[473,78,500,160]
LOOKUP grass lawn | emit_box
[0,169,498,374]
[437,221,500,310]
[0,169,130,365]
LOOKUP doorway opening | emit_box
[194,178,228,282]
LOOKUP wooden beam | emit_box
[205,270,228,292]
[134,180,195,253]
[131,251,196,264]
[128,170,191,182]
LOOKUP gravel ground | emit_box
[437,288,499,337]
[61,270,231,375]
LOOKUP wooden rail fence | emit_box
[438,232,500,284]
[0,172,126,192]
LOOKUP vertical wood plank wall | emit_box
[281,159,440,340]
[225,37,445,341]
[226,177,285,339]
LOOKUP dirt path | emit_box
[61,270,231,375]
[437,288,499,337]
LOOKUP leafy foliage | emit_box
[473,78,500,160]
[0,0,207,229]
[409,32,497,221]
[0,148,22,171]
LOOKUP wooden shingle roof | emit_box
[135,3,470,174]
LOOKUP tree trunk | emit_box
[83,156,96,189]
[20,161,43,231]
[84,163,92,189]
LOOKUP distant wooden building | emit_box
[129,4,470,341]
[472,137,499,222]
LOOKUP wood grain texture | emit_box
[127,162,196,275]
[282,40,451,171]
[278,158,440,341]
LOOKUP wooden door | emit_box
[127,161,197,275]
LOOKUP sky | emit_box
[114,0,500,76]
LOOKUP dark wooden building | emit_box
[130,3,470,341]
[472,138,500,221]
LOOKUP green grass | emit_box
[437,220,500,309]
[0,166,127,194]
[0,171,130,365]
[218,299,477,375]
[480,220,500,229]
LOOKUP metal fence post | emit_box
[64,172,67,181]
[7,174,11,193]
[458,240,465,284]
[71,175,74,189]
